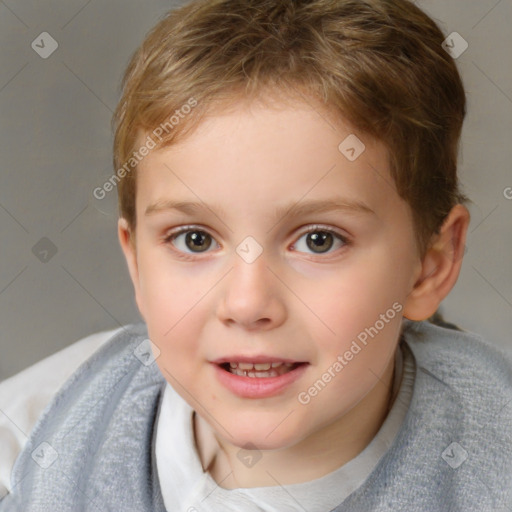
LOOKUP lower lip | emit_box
[212,363,309,398]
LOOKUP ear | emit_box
[118,218,146,319]
[403,204,470,321]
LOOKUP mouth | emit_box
[218,361,306,378]
[212,359,310,398]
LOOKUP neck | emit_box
[194,352,397,489]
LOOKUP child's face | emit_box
[122,96,422,453]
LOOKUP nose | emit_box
[217,251,287,331]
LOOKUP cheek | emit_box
[298,267,394,333]
[142,276,206,389]
[138,251,189,315]
[136,255,207,363]
[295,255,405,366]
[136,251,212,341]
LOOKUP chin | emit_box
[222,419,305,452]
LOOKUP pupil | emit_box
[307,232,333,253]
[186,231,211,252]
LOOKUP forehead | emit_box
[134,97,403,224]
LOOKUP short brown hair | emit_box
[112,0,469,258]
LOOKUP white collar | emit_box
[154,341,415,512]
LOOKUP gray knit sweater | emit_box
[1,320,511,511]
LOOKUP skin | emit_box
[119,93,470,489]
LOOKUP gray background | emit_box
[0,0,511,381]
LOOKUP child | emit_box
[1,0,511,510]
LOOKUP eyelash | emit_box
[163,225,351,261]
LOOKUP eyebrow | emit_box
[145,198,375,220]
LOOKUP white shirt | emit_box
[0,328,415,509]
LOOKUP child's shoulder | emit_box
[0,325,132,500]
[343,321,512,509]
[33,323,162,414]
[1,324,167,511]
[401,320,512,500]
[403,319,512,396]
[403,319,512,432]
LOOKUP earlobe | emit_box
[403,204,470,321]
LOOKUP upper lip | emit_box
[212,355,306,364]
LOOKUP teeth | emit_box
[231,368,280,378]
[226,362,299,378]
[227,361,293,370]
[254,363,271,371]
[254,370,278,378]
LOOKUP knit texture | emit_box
[0,324,167,512]
[334,321,512,511]
[1,320,511,511]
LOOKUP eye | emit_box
[164,227,219,255]
[292,226,349,255]
[163,225,350,259]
